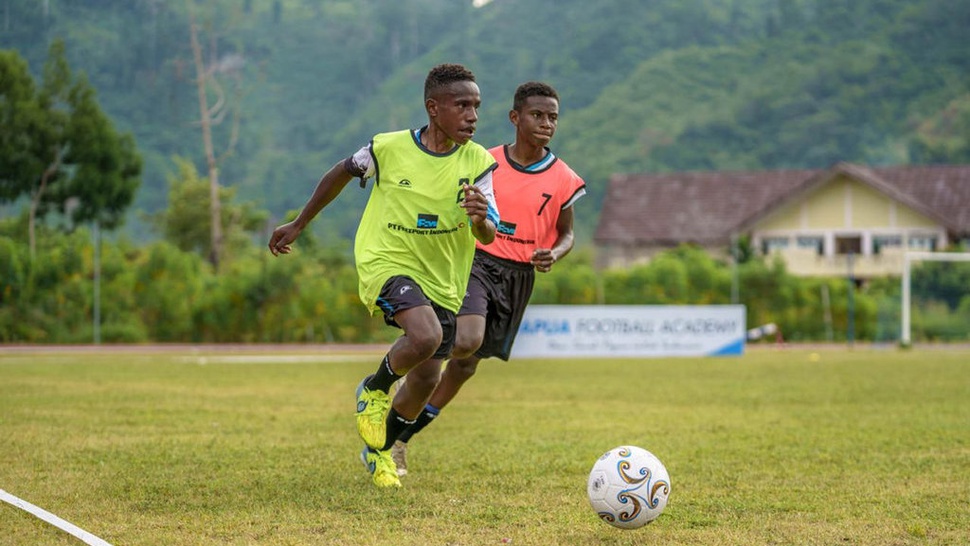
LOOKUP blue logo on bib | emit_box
[417,214,439,229]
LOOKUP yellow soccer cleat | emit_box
[355,375,390,450]
[360,446,402,488]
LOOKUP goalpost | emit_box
[901,251,970,346]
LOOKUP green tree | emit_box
[0,40,140,256]
[50,77,141,230]
[0,50,40,202]
[151,156,268,263]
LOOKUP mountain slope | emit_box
[2,0,966,245]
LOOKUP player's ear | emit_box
[508,109,518,125]
[426,97,438,117]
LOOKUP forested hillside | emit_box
[2,0,968,244]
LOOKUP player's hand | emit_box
[461,184,488,225]
[531,248,557,273]
[268,222,301,256]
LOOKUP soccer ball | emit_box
[587,445,671,529]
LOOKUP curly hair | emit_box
[425,63,477,100]
[512,81,559,112]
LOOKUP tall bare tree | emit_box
[185,1,243,272]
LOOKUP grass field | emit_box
[1,345,969,546]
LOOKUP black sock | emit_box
[396,404,440,444]
[382,408,416,450]
[365,354,400,392]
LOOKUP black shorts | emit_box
[376,276,457,359]
[459,249,535,361]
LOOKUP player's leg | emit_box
[385,355,444,459]
[392,316,485,475]
[391,356,444,418]
[384,299,455,440]
[356,277,441,451]
[433,267,490,409]
[378,299,456,459]
[452,314,488,359]
[431,314,487,408]
[356,291,446,487]
[355,311,441,451]
[392,278,488,476]
[396,281,487,437]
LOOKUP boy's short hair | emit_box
[513,81,559,111]
[425,63,477,100]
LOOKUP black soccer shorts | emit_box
[459,249,535,361]
[375,275,457,359]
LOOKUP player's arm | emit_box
[268,151,367,256]
[531,205,575,273]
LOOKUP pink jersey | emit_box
[479,145,586,263]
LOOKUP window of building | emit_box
[908,235,937,251]
[796,236,824,256]
[761,237,790,254]
[873,235,902,255]
[835,235,862,255]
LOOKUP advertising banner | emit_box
[510,305,746,358]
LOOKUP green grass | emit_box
[1,346,969,545]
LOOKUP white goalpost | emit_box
[901,251,970,346]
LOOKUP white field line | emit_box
[0,489,113,546]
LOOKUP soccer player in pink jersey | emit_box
[391,82,587,475]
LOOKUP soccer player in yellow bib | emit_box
[269,64,499,488]
[391,82,587,476]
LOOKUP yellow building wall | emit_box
[895,203,938,228]
[850,180,893,227]
[757,201,800,230]
[805,180,847,228]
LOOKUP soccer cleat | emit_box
[391,440,408,477]
[355,374,391,449]
[360,446,402,488]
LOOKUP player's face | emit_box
[511,95,559,148]
[429,81,481,145]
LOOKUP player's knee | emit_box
[452,332,483,359]
[407,326,443,361]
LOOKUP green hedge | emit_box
[1,224,967,344]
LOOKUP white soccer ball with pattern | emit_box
[587,445,671,529]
